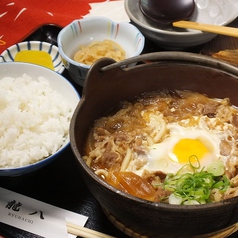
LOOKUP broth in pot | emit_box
[83,89,238,205]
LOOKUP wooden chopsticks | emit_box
[173,20,238,38]
[67,222,116,238]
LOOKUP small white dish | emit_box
[57,16,145,86]
[0,41,65,74]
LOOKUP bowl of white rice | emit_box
[0,62,80,176]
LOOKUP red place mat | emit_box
[0,0,108,53]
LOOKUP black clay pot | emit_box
[70,52,238,238]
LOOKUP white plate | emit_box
[0,41,65,74]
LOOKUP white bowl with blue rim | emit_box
[57,16,145,86]
[0,41,64,74]
[0,62,79,176]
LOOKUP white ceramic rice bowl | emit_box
[0,62,80,176]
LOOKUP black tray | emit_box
[1,24,238,238]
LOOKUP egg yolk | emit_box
[170,138,209,164]
[15,50,54,70]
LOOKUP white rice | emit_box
[0,73,73,168]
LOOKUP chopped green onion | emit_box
[212,175,230,192]
[188,155,200,170]
[163,159,230,205]
[206,160,225,176]
[183,200,200,205]
[169,193,183,205]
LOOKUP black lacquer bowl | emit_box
[70,52,238,238]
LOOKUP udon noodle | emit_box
[83,89,238,204]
